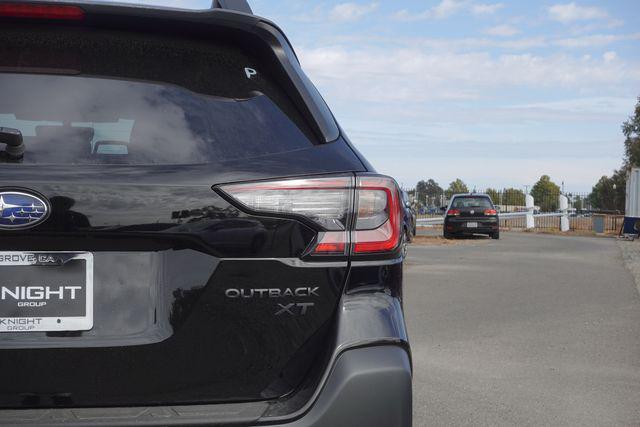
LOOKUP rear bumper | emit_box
[0,345,412,427]
[271,345,411,427]
[445,218,498,234]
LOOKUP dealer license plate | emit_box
[0,252,93,333]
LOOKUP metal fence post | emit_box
[559,195,569,232]
[526,194,534,229]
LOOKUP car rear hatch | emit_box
[450,197,496,219]
[0,4,386,409]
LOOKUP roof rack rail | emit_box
[211,0,253,14]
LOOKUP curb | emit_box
[618,240,640,296]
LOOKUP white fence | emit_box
[417,194,569,231]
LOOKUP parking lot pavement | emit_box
[405,232,640,426]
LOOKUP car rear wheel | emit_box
[443,230,453,239]
[401,232,408,258]
[491,231,500,240]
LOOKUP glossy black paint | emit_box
[0,2,411,418]
[260,261,409,421]
[0,141,369,408]
[401,190,417,241]
[0,258,346,408]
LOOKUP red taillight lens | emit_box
[353,176,402,254]
[219,174,403,257]
[0,3,84,20]
[484,209,497,215]
[313,232,346,254]
[447,209,460,216]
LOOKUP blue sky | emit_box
[107,0,639,191]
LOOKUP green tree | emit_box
[424,179,443,205]
[485,188,500,204]
[588,98,640,213]
[445,179,469,198]
[573,195,583,211]
[589,170,625,212]
[415,179,443,206]
[415,180,427,205]
[502,188,526,206]
[531,175,560,212]
[622,97,640,168]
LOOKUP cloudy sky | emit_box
[110,0,639,191]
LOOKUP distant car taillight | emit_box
[447,209,460,216]
[0,3,84,20]
[484,209,497,215]
[218,174,402,256]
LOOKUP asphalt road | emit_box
[405,232,640,426]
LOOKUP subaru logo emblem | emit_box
[0,190,50,229]
[470,210,475,214]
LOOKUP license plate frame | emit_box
[0,252,93,333]
[466,222,478,228]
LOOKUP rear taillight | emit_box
[352,176,402,254]
[218,174,402,257]
[447,209,460,216]
[0,3,84,20]
[484,209,497,215]
[220,176,353,255]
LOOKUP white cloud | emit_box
[431,0,466,19]
[506,97,634,115]
[326,30,639,53]
[603,51,617,63]
[554,32,640,48]
[548,2,609,24]
[392,9,429,21]
[299,46,640,104]
[472,2,504,15]
[394,0,503,21]
[485,24,519,37]
[329,2,378,22]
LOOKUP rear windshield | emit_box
[451,197,494,209]
[0,25,314,165]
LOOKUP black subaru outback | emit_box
[0,1,411,426]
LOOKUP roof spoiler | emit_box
[211,0,253,14]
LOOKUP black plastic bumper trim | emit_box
[0,345,411,427]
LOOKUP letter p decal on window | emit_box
[244,67,257,79]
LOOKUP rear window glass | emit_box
[0,25,315,165]
[0,74,311,165]
[452,197,493,209]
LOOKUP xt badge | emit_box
[275,302,314,316]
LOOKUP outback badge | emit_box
[0,190,50,229]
